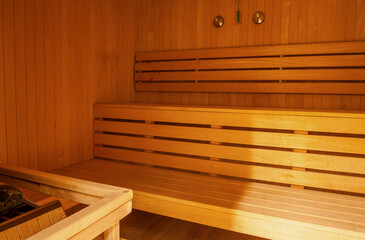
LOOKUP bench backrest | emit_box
[135,41,365,94]
[94,104,365,195]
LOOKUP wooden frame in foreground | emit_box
[0,164,133,240]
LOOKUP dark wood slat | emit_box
[136,69,365,82]
[135,82,365,94]
[135,55,365,71]
[136,41,365,61]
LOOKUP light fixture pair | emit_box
[213,11,265,28]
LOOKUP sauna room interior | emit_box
[0,0,365,239]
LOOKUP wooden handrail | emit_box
[0,164,133,240]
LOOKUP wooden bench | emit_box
[53,103,365,240]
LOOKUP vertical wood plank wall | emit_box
[0,0,137,170]
[135,0,365,110]
[1,0,365,171]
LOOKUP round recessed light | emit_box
[253,12,265,24]
[213,15,224,28]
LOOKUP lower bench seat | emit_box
[55,103,365,240]
[54,159,365,240]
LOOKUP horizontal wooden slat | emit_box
[133,194,365,240]
[94,103,365,118]
[55,165,365,240]
[136,41,365,61]
[136,59,199,71]
[0,164,121,197]
[95,120,365,155]
[67,159,365,238]
[57,161,365,239]
[135,41,365,94]
[135,55,365,71]
[74,159,365,208]
[135,82,365,94]
[56,166,353,227]
[136,69,365,82]
[135,58,283,71]
[58,166,365,226]
[94,133,365,174]
[60,160,365,226]
[93,104,365,197]
[94,106,365,134]
[93,146,365,194]
[281,55,365,67]
[136,70,283,81]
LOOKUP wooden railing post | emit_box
[104,222,120,240]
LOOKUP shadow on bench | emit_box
[54,103,365,240]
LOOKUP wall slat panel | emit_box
[44,0,56,171]
[61,0,71,168]
[4,0,18,166]
[14,0,29,168]
[35,0,47,171]
[75,0,85,164]
[25,0,38,170]
[356,0,365,40]
[0,0,7,164]
[135,0,365,111]
[345,0,357,41]
[1,0,137,170]
[53,0,64,170]
[2,0,364,170]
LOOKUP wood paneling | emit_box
[0,0,137,170]
[93,103,365,194]
[0,0,6,165]
[2,0,364,171]
[55,159,365,240]
[134,41,365,94]
[135,0,365,110]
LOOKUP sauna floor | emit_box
[119,209,266,240]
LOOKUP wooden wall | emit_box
[1,0,364,171]
[0,0,137,170]
[135,0,365,110]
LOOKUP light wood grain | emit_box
[136,41,365,61]
[136,82,365,94]
[89,103,365,239]
[119,209,264,240]
[69,158,365,208]
[0,164,133,240]
[0,0,6,165]
[3,203,67,239]
[94,105,365,134]
[1,0,137,171]
[103,222,120,240]
[54,159,365,240]
[136,69,365,82]
[5,227,20,240]
[94,146,365,192]
[135,0,365,110]
[94,120,365,154]
[135,41,365,94]
[135,55,365,71]
[16,222,32,239]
